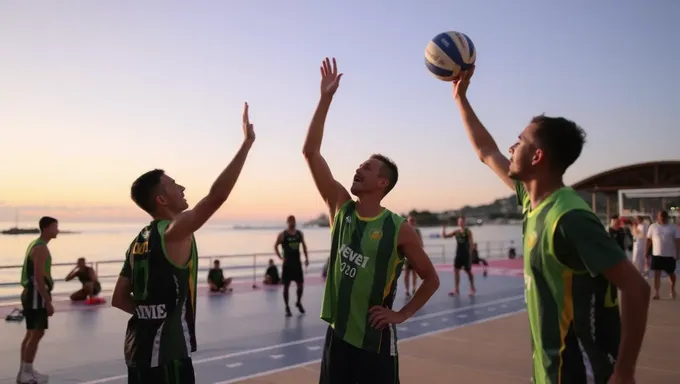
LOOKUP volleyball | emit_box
[424,31,476,81]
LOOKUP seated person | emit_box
[66,257,102,301]
[208,260,232,292]
[263,259,280,285]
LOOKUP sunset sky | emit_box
[1,0,677,223]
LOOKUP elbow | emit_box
[302,148,320,160]
[111,292,125,310]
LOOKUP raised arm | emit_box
[441,225,458,239]
[302,57,351,221]
[452,68,514,190]
[165,103,256,243]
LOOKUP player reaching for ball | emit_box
[304,57,439,384]
[451,67,650,384]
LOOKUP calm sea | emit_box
[0,221,522,298]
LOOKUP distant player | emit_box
[646,210,679,299]
[17,216,58,384]
[303,57,440,383]
[111,103,255,384]
[452,67,649,383]
[442,216,475,296]
[404,215,423,297]
[274,215,309,316]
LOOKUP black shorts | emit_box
[282,263,304,284]
[21,286,49,330]
[127,358,195,384]
[319,326,399,384]
[92,281,102,296]
[454,253,471,271]
[650,256,677,274]
[209,279,225,291]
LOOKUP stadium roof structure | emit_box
[572,160,680,193]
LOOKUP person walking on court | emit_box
[303,57,439,384]
[111,103,256,384]
[452,67,650,383]
[17,216,59,384]
[442,216,476,296]
[646,210,680,299]
[274,215,309,316]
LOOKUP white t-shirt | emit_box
[646,223,680,257]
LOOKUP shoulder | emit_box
[554,209,605,242]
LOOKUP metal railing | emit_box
[0,239,521,301]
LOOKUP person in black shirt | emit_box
[66,257,102,301]
[263,259,280,285]
[208,260,232,293]
[608,215,627,251]
[274,215,309,317]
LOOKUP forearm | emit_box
[208,141,253,201]
[398,273,439,318]
[302,95,333,154]
[113,293,135,315]
[35,280,51,303]
[614,286,650,376]
[455,96,501,156]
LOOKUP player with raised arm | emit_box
[111,103,256,384]
[303,57,440,384]
[452,67,650,384]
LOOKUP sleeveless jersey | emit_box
[20,238,53,292]
[454,228,471,256]
[519,183,620,384]
[320,200,405,355]
[281,230,303,264]
[123,220,199,368]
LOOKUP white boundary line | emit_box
[214,308,528,384]
[79,294,524,384]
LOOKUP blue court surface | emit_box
[0,272,525,384]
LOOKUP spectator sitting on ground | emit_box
[208,260,232,293]
[263,259,280,285]
[508,241,517,259]
[65,257,102,302]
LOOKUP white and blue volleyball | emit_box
[424,31,476,81]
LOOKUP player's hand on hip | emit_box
[369,306,407,330]
[242,102,255,143]
[452,66,475,100]
[320,57,343,97]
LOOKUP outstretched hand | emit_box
[452,66,475,100]
[320,57,343,97]
[242,102,255,143]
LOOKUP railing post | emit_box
[252,254,258,289]
[441,244,445,264]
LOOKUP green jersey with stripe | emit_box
[20,238,53,291]
[120,220,199,368]
[320,200,405,355]
[518,182,625,384]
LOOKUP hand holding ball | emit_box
[425,31,476,81]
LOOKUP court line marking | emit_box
[214,308,528,384]
[79,294,524,384]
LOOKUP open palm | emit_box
[320,57,343,96]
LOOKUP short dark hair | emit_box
[38,216,57,231]
[659,210,669,219]
[131,169,165,214]
[531,115,586,174]
[214,259,220,265]
[371,154,398,196]
[610,214,619,220]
